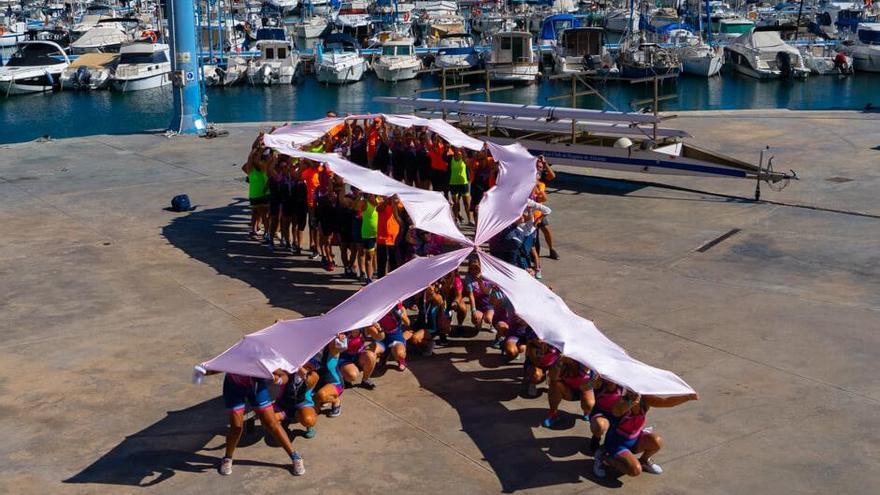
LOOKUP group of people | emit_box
[216,121,697,481]
[215,257,697,480]
[241,117,560,284]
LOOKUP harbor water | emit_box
[2,69,879,144]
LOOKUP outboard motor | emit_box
[776,51,793,79]
[74,66,91,89]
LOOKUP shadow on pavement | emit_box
[66,199,615,490]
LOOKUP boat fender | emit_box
[613,137,633,149]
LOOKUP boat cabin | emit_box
[492,31,534,64]
[558,27,604,57]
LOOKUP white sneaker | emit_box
[592,448,606,478]
[219,457,233,476]
[641,458,663,475]
[291,452,305,476]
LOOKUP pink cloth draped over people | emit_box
[199,115,696,397]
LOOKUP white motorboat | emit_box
[552,27,605,74]
[294,15,329,39]
[839,23,880,72]
[315,33,368,84]
[679,43,723,77]
[267,0,300,10]
[335,1,372,38]
[373,38,421,82]
[247,39,300,85]
[203,57,248,86]
[68,21,131,54]
[723,29,810,79]
[0,21,28,48]
[110,42,172,92]
[434,33,479,69]
[605,8,640,33]
[800,44,853,74]
[0,40,69,95]
[60,52,117,90]
[485,31,539,83]
[71,4,119,40]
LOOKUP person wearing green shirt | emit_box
[242,132,272,238]
[357,193,379,284]
[448,147,474,225]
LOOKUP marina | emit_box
[2,0,880,143]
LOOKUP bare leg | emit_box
[225,410,245,459]
[359,350,377,380]
[255,407,294,456]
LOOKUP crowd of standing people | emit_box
[215,119,697,481]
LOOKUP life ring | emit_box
[142,30,158,43]
[402,11,410,22]
[747,10,757,20]
[0,27,6,35]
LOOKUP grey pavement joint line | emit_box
[566,298,880,405]
[94,137,211,178]
[350,388,497,477]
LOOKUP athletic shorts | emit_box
[249,196,269,207]
[430,169,448,193]
[376,330,406,353]
[269,198,282,216]
[492,310,511,328]
[361,237,377,251]
[589,405,613,421]
[223,375,273,412]
[473,296,492,313]
[505,335,527,347]
[308,207,319,230]
[339,352,360,368]
[449,183,469,195]
[605,430,642,458]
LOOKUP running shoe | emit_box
[328,404,342,417]
[397,359,407,371]
[535,269,543,279]
[304,426,317,439]
[438,334,449,346]
[592,448,606,478]
[293,246,302,256]
[550,249,560,260]
[641,458,663,475]
[309,251,320,260]
[490,337,503,349]
[219,457,233,476]
[290,452,305,476]
[542,412,561,428]
[364,277,373,285]
[361,378,376,390]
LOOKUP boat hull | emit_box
[316,60,367,84]
[0,69,64,95]
[682,54,722,77]
[111,72,172,92]
[374,62,420,82]
[851,47,880,73]
[487,63,539,83]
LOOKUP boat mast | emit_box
[705,0,711,45]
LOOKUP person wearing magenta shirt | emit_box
[593,390,699,479]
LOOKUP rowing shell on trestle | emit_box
[373,97,797,184]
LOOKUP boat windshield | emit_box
[858,28,880,45]
[6,45,63,67]
[119,51,168,64]
[383,45,412,56]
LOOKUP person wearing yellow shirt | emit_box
[447,147,474,225]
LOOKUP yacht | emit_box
[68,20,131,54]
[110,42,172,91]
[335,1,373,39]
[434,33,479,69]
[724,29,810,79]
[203,57,248,86]
[60,52,117,90]
[667,29,722,77]
[315,33,368,84]
[485,31,539,84]
[71,4,118,40]
[552,26,605,74]
[373,38,421,82]
[618,35,681,79]
[247,39,300,85]
[839,23,880,72]
[0,40,70,95]
[294,15,330,40]
[714,17,756,41]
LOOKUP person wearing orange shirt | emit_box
[366,118,386,170]
[427,135,450,196]
[535,155,559,260]
[301,160,322,259]
[376,197,402,278]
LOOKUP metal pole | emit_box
[441,67,447,120]
[571,73,577,143]
[485,68,490,137]
[167,0,208,134]
[653,74,658,142]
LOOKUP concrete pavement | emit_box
[1,110,878,494]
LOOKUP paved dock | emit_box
[1,110,878,494]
